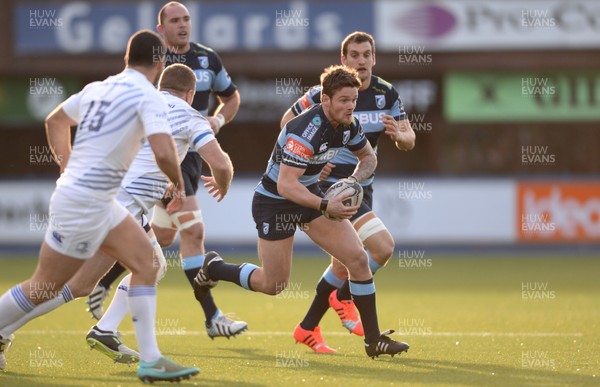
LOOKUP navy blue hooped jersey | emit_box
[291,75,405,186]
[166,42,237,116]
[256,105,367,199]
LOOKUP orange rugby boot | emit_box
[293,324,336,353]
[328,290,364,336]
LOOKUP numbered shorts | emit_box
[319,180,374,222]
[44,188,129,260]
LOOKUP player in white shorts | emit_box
[0,30,199,383]
[0,64,234,368]
[74,64,234,362]
[87,2,245,339]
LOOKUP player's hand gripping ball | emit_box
[322,178,364,220]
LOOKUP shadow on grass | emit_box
[0,371,134,387]
[0,369,264,387]
[181,346,598,387]
[2,351,597,386]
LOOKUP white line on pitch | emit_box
[17,330,584,337]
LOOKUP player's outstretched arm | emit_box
[45,106,77,173]
[382,114,415,151]
[208,91,241,135]
[198,140,233,201]
[350,142,377,183]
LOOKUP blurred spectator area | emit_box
[0,0,598,177]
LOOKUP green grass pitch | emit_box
[0,254,598,386]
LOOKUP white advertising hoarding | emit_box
[0,180,55,244]
[372,179,515,243]
[0,178,517,246]
[375,0,600,51]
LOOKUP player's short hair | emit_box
[320,65,361,98]
[125,29,165,67]
[158,1,185,25]
[341,31,375,57]
[158,63,196,94]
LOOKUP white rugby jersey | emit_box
[120,91,215,211]
[59,69,171,200]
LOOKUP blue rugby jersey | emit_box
[256,105,367,200]
[166,42,237,116]
[291,75,406,186]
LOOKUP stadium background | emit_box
[0,2,599,386]
[0,0,599,249]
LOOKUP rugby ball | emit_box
[322,179,364,220]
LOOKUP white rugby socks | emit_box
[0,286,72,337]
[97,274,131,333]
[0,286,31,337]
[128,285,161,362]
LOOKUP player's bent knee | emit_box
[126,251,159,281]
[152,206,177,231]
[344,250,370,275]
[371,236,395,263]
[172,210,203,231]
[138,264,160,283]
[359,217,394,263]
[331,260,349,280]
[154,230,176,248]
[153,242,167,283]
[357,217,388,244]
[179,221,204,242]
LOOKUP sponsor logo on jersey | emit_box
[375,95,386,109]
[285,138,313,160]
[194,70,210,83]
[355,111,385,125]
[342,130,350,145]
[299,95,312,110]
[301,123,318,140]
[319,142,328,152]
[311,115,321,127]
[198,56,209,69]
[311,148,341,163]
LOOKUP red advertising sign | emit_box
[517,182,600,242]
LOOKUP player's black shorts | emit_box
[319,180,374,222]
[181,152,203,195]
[252,184,324,241]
